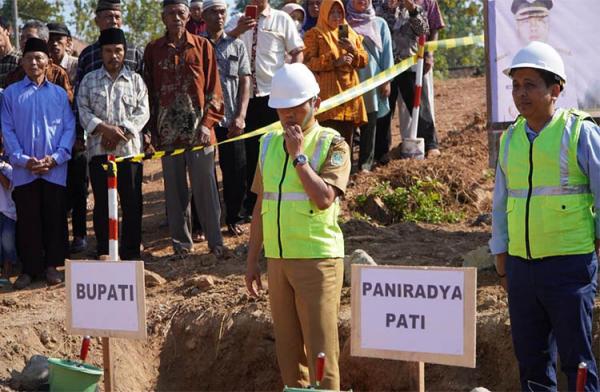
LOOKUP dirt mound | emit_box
[347,113,491,227]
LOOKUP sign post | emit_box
[65,260,147,339]
[66,259,146,390]
[351,265,477,389]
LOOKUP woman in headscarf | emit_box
[303,0,368,164]
[303,0,320,32]
[282,3,307,36]
[346,0,393,172]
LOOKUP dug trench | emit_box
[1,77,597,391]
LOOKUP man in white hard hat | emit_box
[490,40,600,391]
[245,63,350,390]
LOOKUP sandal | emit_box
[227,224,245,236]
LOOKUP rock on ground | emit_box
[15,355,49,391]
[145,270,167,287]
[343,249,377,286]
[462,245,495,271]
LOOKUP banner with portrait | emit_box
[486,0,600,125]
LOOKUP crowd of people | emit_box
[0,0,444,290]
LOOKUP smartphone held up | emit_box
[338,24,348,40]
[245,5,258,19]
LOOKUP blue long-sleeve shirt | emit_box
[0,77,75,187]
[489,110,600,255]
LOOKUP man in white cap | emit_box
[490,41,600,390]
[245,63,350,390]
[227,0,304,219]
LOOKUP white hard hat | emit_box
[503,41,566,83]
[269,63,320,109]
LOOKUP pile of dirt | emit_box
[346,83,492,223]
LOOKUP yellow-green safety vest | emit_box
[259,123,345,259]
[499,108,595,259]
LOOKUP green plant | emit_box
[359,179,463,224]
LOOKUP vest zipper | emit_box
[525,140,534,259]
[277,151,290,259]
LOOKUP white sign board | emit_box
[487,0,600,123]
[351,265,476,368]
[66,260,147,339]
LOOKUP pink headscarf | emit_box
[345,0,382,51]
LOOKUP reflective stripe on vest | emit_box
[507,184,590,198]
[263,192,310,201]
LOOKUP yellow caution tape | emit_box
[115,34,484,164]
[424,34,484,51]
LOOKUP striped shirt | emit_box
[0,49,20,88]
[77,66,150,158]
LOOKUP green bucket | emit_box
[48,358,103,392]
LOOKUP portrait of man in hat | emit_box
[512,0,552,43]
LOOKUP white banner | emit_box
[487,0,600,123]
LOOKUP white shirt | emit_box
[232,7,304,97]
[0,161,16,221]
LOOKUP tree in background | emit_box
[1,0,64,25]
[122,0,163,48]
[70,0,163,47]
[71,0,96,43]
[435,0,484,77]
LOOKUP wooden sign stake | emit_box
[408,361,425,392]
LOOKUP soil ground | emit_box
[1,76,591,391]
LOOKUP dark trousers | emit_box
[506,253,599,391]
[216,126,247,225]
[375,75,400,161]
[66,152,88,239]
[244,96,279,214]
[13,179,68,278]
[89,155,143,260]
[358,112,378,171]
[397,70,438,151]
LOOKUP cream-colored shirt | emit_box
[60,54,78,87]
[232,6,304,97]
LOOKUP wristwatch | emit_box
[293,154,308,167]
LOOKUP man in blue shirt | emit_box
[0,38,75,290]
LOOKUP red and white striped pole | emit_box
[401,35,426,160]
[409,35,426,140]
[103,155,118,391]
[107,154,119,261]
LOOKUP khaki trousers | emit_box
[267,258,344,390]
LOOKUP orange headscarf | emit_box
[315,0,361,59]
